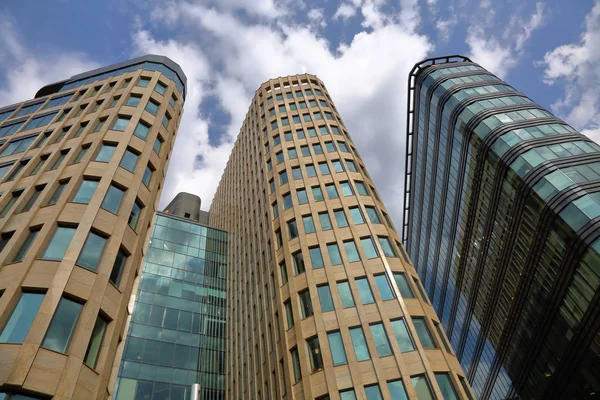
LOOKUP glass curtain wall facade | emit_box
[114,212,227,400]
[210,74,473,399]
[403,55,600,399]
[0,55,185,399]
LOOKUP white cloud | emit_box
[514,2,545,51]
[540,1,600,141]
[307,8,326,29]
[0,17,98,106]
[435,10,457,43]
[333,3,358,22]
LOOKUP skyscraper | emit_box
[112,193,227,400]
[403,55,600,399]
[0,55,185,399]
[210,74,472,399]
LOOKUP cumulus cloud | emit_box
[540,1,600,141]
[307,8,327,29]
[333,3,358,22]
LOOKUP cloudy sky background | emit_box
[1,0,598,228]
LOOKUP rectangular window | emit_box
[332,160,344,172]
[349,206,365,224]
[378,236,397,257]
[42,226,76,260]
[272,202,279,218]
[134,121,150,140]
[307,336,323,372]
[435,322,453,353]
[279,170,288,185]
[370,323,392,357]
[292,251,305,275]
[435,373,459,400]
[121,78,131,88]
[391,318,415,352]
[33,132,51,149]
[0,136,36,157]
[50,149,69,170]
[288,219,298,239]
[328,331,347,365]
[112,116,130,131]
[21,185,44,213]
[346,159,357,172]
[109,248,128,287]
[170,94,177,107]
[73,122,88,138]
[334,209,348,227]
[0,190,22,217]
[1,162,18,181]
[361,236,379,259]
[344,240,360,262]
[297,189,308,204]
[356,277,375,304]
[374,274,395,301]
[338,141,349,152]
[411,375,435,400]
[95,143,117,162]
[94,117,107,132]
[313,143,323,155]
[355,181,368,195]
[415,278,429,303]
[154,81,167,95]
[285,300,294,328]
[91,100,103,112]
[109,95,120,108]
[120,149,139,172]
[317,285,334,312]
[276,151,284,164]
[388,380,409,399]
[137,77,151,87]
[325,183,338,199]
[73,179,99,204]
[349,326,370,361]
[364,384,383,400]
[279,261,288,285]
[153,136,163,154]
[12,227,40,263]
[307,127,316,137]
[303,215,315,233]
[303,114,311,122]
[74,145,89,164]
[301,145,310,156]
[365,206,381,223]
[128,200,142,230]
[312,186,324,202]
[309,246,324,269]
[327,243,342,265]
[413,317,437,349]
[393,273,415,298]
[283,192,293,209]
[299,289,313,318]
[319,212,332,230]
[289,148,298,159]
[291,347,301,383]
[42,297,82,353]
[0,231,14,254]
[0,292,44,343]
[77,231,107,271]
[306,164,317,177]
[84,314,108,369]
[318,162,330,175]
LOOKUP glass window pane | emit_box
[317,285,334,312]
[435,373,459,400]
[370,323,392,356]
[327,331,347,365]
[319,212,332,230]
[365,206,381,223]
[356,278,374,304]
[84,315,107,369]
[303,215,315,233]
[128,201,142,230]
[334,209,348,227]
[120,149,138,172]
[95,144,117,162]
[365,385,383,400]
[110,249,128,286]
[299,290,313,318]
[73,180,98,204]
[291,347,301,382]
[393,273,415,298]
[42,297,83,353]
[77,232,107,271]
[391,318,415,352]
[307,336,323,372]
[344,240,360,262]
[388,380,409,400]
[349,207,365,224]
[309,246,324,269]
[42,226,76,260]
[340,389,357,400]
[101,185,125,214]
[378,236,397,257]
[411,375,435,400]
[112,116,130,131]
[349,326,370,361]
[12,228,40,263]
[285,301,294,328]
[0,293,44,343]
[134,122,150,140]
[327,243,342,265]
[325,184,338,199]
[374,275,395,300]
[413,318,437,349]
[337,281,355,308]
[361,237,379,259]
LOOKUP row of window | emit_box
[266,97,330,118]
[0,292,109,371]
[269,110,336,131]
[269,138,353,169]
[263,85,325,106]
[265,124,344,149]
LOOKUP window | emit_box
[292,251,305,274]
[340,390,357,400]
[101,184,125,214]
[121,78,132,88]
[332,160,344,172]
[109,248,128,286]
[109,95,120,108]
[285,300,294,328]
[284,131,293,141]
[281,117,289,126]
[120,149,139,172]
[307,336,323,372]
[95,143,117,162]
[0,292,44,343]
[299,290,313,318]
[364,385,383,400]
[328,331,347,365]
[77,231,107,271]
[170,94,177,107]
[435,322,452,353]
[435,373,459,400]
[370,323,392,357]
[327,243,342,265]
[314,285,336,313]
[365,206,381,223]
[154,81,167,95]
[356,277,374,304]
[349,326,370,361]
[318,162,330,175]
[346,159,358,172]
[134,121,150,140]
[415,278,429,303]
[307,127,317,137]
[297,129,305,139]
[374,274,395,300]
[21,185,44,213]
[50,149,69,170]
[274,135,281,146]
[24,112,57,130]
[334,209,348,227]
[338,141,349,152]
[291,347,301,383]
[361,237,379,259]
[12,227,40,263]
[288,219,298,239]
[153,136,163,154]
[137,77,151,87]
[0,136,36,157]
[0,190,21,217]
[73,179,98,204]
[128,200,142,230]
[459,376,474,400]
[303,215,315,233]
[289,148,298,159]
[309,246,324,269]
[411,375,435,400]
[319,126,329,135]
[413,318,437,349]
[271,120,277,130]
[292,115,301,124]
[388,380,409,400]
[269,179,275,193]
[30,155,48,176]
[279,170,288,184]
[126,94,142,107]
[344,240,360,262]
[313,144,324,155]
[283,192,293,209]
[349,207,365,224]
[279,261,288,285]
[325,183,338,199]
[0,231,14,254]
[33,132,51,148]
[84,314,108,369]
[391,318,415,352]
[112,116,130,131]
[393,273,415,298]
[142,165,153,187]
[74,145,89,163]
[272,202,279,218]
[297,188,308,204]
[73,122,88,138]
[94,117,107,132]
[42,297,82,353]
[312,186,324,201]
[5,161,25,182]
[338,181,353,197]
[42,226,76,260]
[355,181,368,195]
[145,100,160,115]
[319,212,332,230]
[306,164,317,177]
[303,114,311,123]
[301,145,310,156]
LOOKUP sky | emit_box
[0,0,598,229]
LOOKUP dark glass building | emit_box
[113,194,227,400]
[403,55,600,399]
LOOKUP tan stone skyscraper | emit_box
[0,55,185,399]
[210,75,472,399]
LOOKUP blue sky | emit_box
[1,0,598,226]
